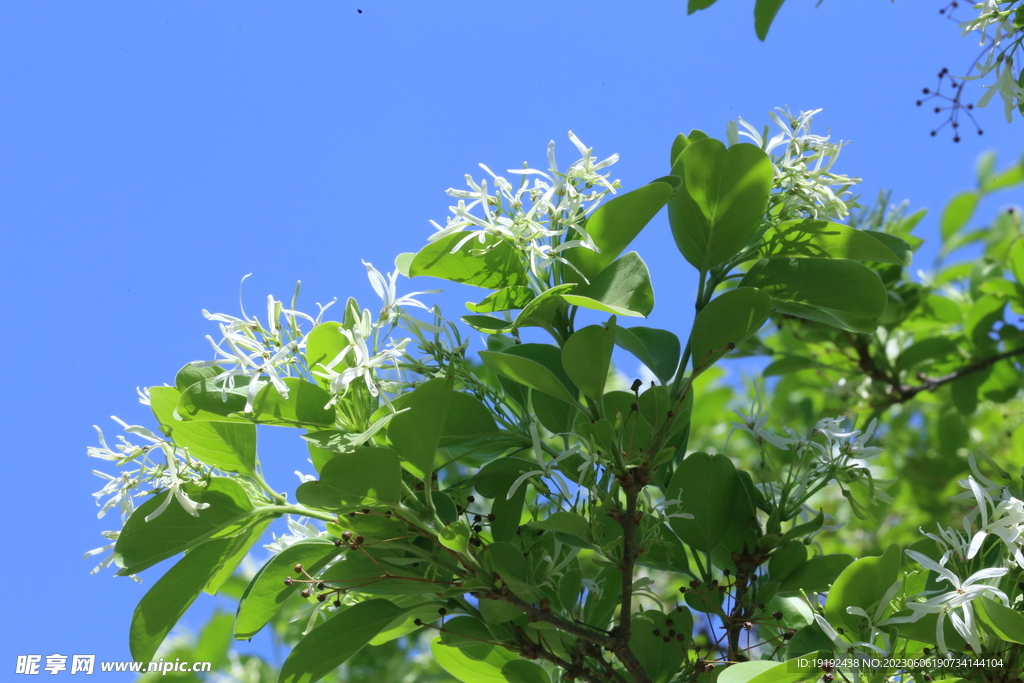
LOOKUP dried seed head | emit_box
[294,564,304,573]
[283,577,293,586]
[301,589,311,598]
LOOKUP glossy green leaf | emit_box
[174,363,220,392]
[319,553,437,594]
[743,653,827,683]
[690,287,771,372]
[467,287,536,313]
[440,392,501,443]
[630,610,684,683]
[130,537,240,662]
[462,315,515,333]
[249,378,335,427]
[687,0,718,13]
[940,191,979,241]
[487,542,537,601]
[823,544,901,632]
[368,603,444,645]
[614,326,681,385]
[500,660,549,683]
[295,447,402,511]
[430,637,517,683]
[149,386,257,475]
[491,478,527,544]
[895,337,961,374]
[563,181,674,281]
[479,349,580,408]
[440,519,472,553]
[739,258,887,332]
[205,517,272,595]
[754,0,786,40]
[305,322,349,381]
[761,220,911,266]
[864,230,914,267]
[279,599,412,683]
[666,452,752,555]
[439,616,495,649]
[669,139,773,272]
[114,477,256,576]
[562,252,655,317]
[977,596,1024,644]
[234,538,340,639]
[410,233,529,290]
[176,376,254,423]
[388,378,454,479]
[562,322,616,401]
[718,661,780,683]
[512,284,575,331]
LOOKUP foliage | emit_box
[85,113,1024,683]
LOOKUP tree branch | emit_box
[894,345,1024,403]
[609,469,653,683]
[492,589,615,649]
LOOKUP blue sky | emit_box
[1,1,1021,679]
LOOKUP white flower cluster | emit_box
[192,279,335,412]
[958,0,1024,122]
[726,107,860,220]
[84,416,214,577]
[428,132,621,282]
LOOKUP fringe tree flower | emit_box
[905,549,1009,654]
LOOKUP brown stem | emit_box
[894,345,1024,402]
[494,589,615,649]
[608,469,653,683]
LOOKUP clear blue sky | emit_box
[1,2,1021,679]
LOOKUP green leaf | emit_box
[462,315,515,333]
[984,158,1024,191]
[176,377,335,427]
[669,139,773,272]
[205,518,272,595]
[762,355,821,377]
[174,363,221,392]
[941,191,979,241]
[480,349,580,408]
[614,326,681,385]
[368,603,444,645]
[718,661,780,683]
[754,0,786,40]
[279,599,412,683]
[630,610,684,683]
[249,378,335,427]
[895,337,961,374]
[513,284,575,331]
[777,554,853,595]
[475,457,536,498]
[487,542,537,601]
[689,287,771,372]
[500,660,549,683]
[467,287,536,314]
[526,511,590,547]
[305,322,349,381]
[388,378,454,479]
[823,544,901,632]
[319,553,438,594]
[864,230,914,267]
[439,616,495,649]
[582,567,622,630]
[761,220,911,266]
[441,392,501,444]
[440,519,472,553]
[114,477,256,576]
[741,653,827,683]
[430,638,517,683]
[687,0,718,13]
[965,293,1005,350]
[767,542,807,584]
[564,181,674,281]
[234,538,340,639]
[977,596,1024,644]
[562,252,655,317]
[491,478,527,544]
[666,452,752,555]
[130,537,241,662]
[1009,239,1024,283]
[739,258,887,332]
[410,233,529,290]
[562,321,616,402]
[149,386,257,475]
[295,447,402,511]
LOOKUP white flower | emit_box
[724,382,794,451]
[845,579,916,652]
[960,477,1024,568]
[976,58,1024,122]
[905,549,1009,653]
[143,444,211,522]
[362,261,435,325]
[312,311,410,399]
[813,614,886,657]
[264,516,326,554]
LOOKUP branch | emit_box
[492,589,615,649]
[894,345,1024,403]
[609,469,653,683]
